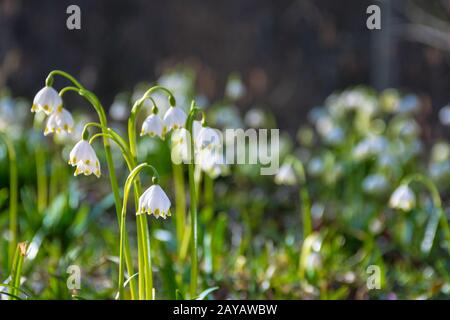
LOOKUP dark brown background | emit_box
[1,0,449,131]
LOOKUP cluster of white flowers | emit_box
[33,86,96,177]
[140,105,187,139]
[141,105,227,179]
[32,81,174,222]
[32,86,74,136]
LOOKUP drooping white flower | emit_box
[31,86,62,115]
[195,126,221,151]
[163,106,187,132]
[170,121,202,164]
[44,106,74,136]
[196,147,227,179]
[138,184,171,218]
[68,140,101,177]
[170,128,191,164]
[389,185,416,211]
[274,163,297,186]
[225,75,245,100]
[141,114,165,139]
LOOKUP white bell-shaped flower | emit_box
[31,86,62,115]
[196,147,227,179]
[169,120,202,164]
[68,140,101,177]
[138,184,171,218]
[44,106,74,136]
[141,114,165,139]
[163,106,187,132]
[389,185,416,211]
[275,163,297,186]
[196,126,222,151]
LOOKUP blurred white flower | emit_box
[31,86,62,115]
[68,140,101,177]
[380,88,400,113]
[397,94,420,114]
[225,75,246,100]
[308,106,327,124]
[431,142,450,163]
[141,114,165,139]
[306,252,322,270]
[0,96,28,138]
[274,163,297,186]
[362,174,388,194]
[109,99,129,121]
[170,128,191,163]
[170,121,202,164]
[352,136,387,161]
[438,105,450,126]
[328,89,377,118]
[401,120,420,137]
[315,115,334,137]
[163,106,187,132]
[196,126,221,151]
[244,108,266,128]
[324,127,345,146]
[44,107,74,136]
[307,157,325,177]
[196,147,228,179]
[389,185,416,211]
[210,105,243,129]
[429,161,450,181]
[138,184,171,219]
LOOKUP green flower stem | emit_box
[49,71,137,298]
[173,162,186,249]
[403,174,450,255]
[35,147,47,213]
[89,133,134,169]
[9,242,27,300]
[204,174,214,221]
[118,163,159,300]
[127,86,176,300]
[186,101,202,298]
[287,155,312,239]
[0,133,18,269]
[33,117,47,213]
[46,70,83,89]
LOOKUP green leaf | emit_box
[175,289,184,300]
[196,286,219,300]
